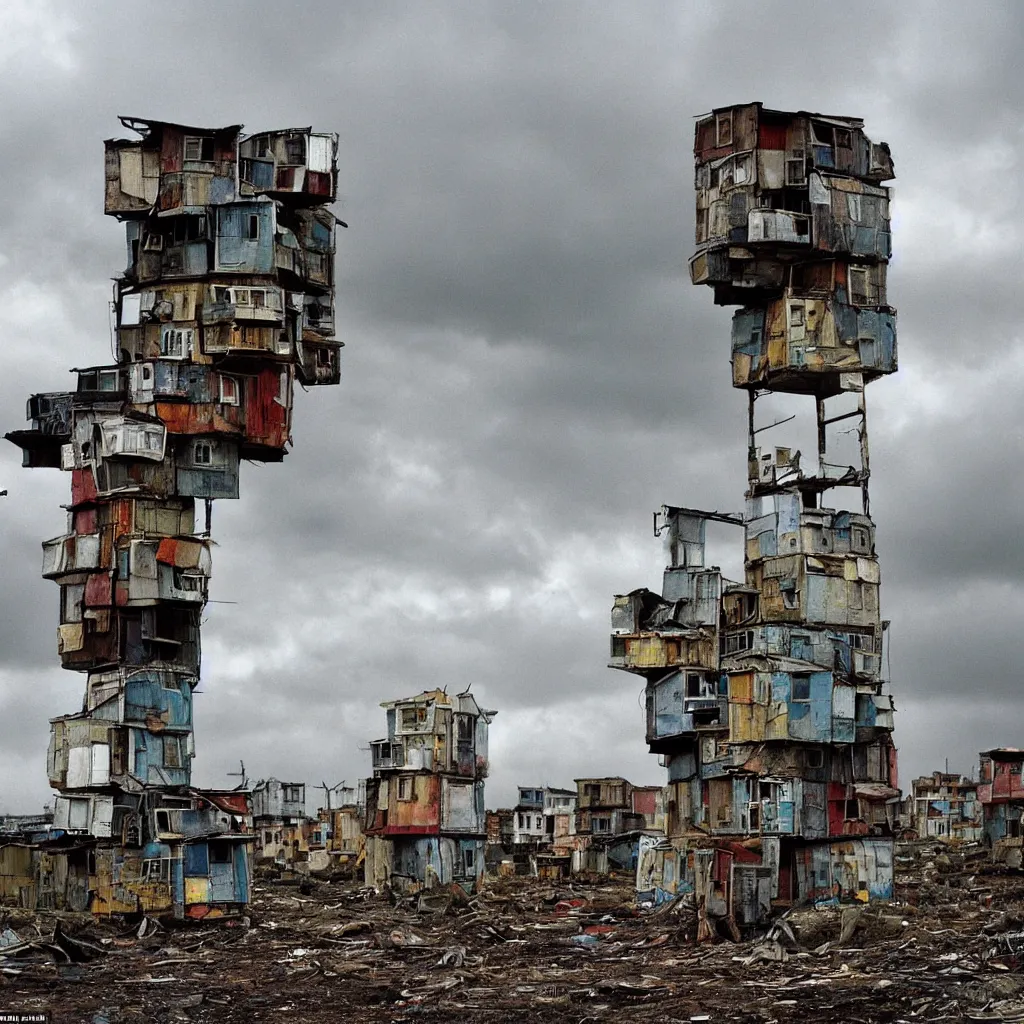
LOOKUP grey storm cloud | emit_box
[0,0,1022,814]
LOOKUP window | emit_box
[786,158,806,185]
[245,215,260,240]
[193,441,213,466]
[401,706,427,729]
[173,570,202,593]
[397,776,414,801]
[844,799,860,819]
[835,128,853,150]
[793,216,809,238]
[789,304,805,328]
[163,735,182,768]
[791,675,811,701]
[848,268,869,306]
[464,846,476,871]
[686,673,703,698]
[715,113,733,147]
[160,327,191,359]
[156,810,171,833]
[143,858,171,883]
[184,136,215,162]
[285,134,306,164]
[172,215,206,243]
[283,785,303,803]
[805,748,824,769]
[219,375,239,405]
[315,346,333,368]
[210,841,232,864]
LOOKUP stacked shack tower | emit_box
[6,118,342,917]
[615,104,898,919]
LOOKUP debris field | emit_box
[2,842,1024,1023]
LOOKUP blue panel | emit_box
[184,843,209,875]
[209,861,234,902]
[210,176,235,204]
[233,844,250,902]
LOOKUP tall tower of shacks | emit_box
[616,104,899,927]
[6,118,342,918]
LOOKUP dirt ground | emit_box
[3,842,1024,1024]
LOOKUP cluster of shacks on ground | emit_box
[2,106,1024,941]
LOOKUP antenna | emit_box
[317,780,346,811]
[227,760,248,789]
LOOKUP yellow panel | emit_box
[767,336,787,369]
[185,877,209,904]
[843,559,858,581]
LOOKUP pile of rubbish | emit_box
[3,843,1024,1022]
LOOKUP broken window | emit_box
[142,858,171,883]
[464,847,476,871]
[791,674,811,701]
[210,842,232,864]
[401,706,427,730]
[806,748,824,769]
[245,215,260,240]
[160,326,191,359]
[193,441,213,466]
[845,799,860,819]
[184,136,215,162]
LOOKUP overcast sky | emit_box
[0,0,1021,814]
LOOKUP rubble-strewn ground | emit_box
[4,843,1024,1023]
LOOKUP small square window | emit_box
[193,441,213,466]
[184,136,215,162]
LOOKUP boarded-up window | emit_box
[729,673,754,704]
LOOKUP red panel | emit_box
[156,539,178,565]
[71,470,97,505]
[84,572,113,608]
[73,508,98,535]
[758,122,788,150]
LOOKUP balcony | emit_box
[370,741,404,771]
[42,533,102,579]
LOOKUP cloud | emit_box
[1,0,1022,814]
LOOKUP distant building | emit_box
[979,749,1024,866]
[363,689,496,892]
[909,771,981,841]
[5,114,344,919]
[620,103,900,925]
[252,779,310,869]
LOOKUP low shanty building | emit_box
[979,749,1024,866]
[362,689,496,892]
[909,771,982,842]
[252,778,310,871]
[311,784,365,878]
